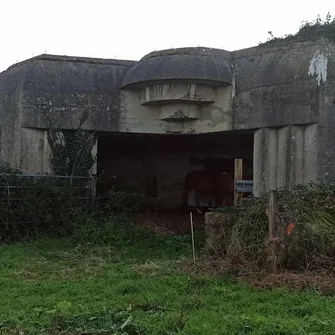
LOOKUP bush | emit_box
[215,181,335,269]
[262,13,335,46]
[216,197,268,264]
[276,182,335,268]
[0,165,91,242]
[104,187,145,212]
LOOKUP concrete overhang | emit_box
[121,47,233,89]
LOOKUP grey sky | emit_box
[0,0,334,72]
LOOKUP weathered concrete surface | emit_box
[0,54,134,171]
[253,124,318,196]
[0,40,334,195]
[232,41,323,129]
[18,54,135,131]
[317,42,335,181]
[1,41,329,135]
[119,85,233,134]
[121,47,233,88]
[20,128,50,173]
[119,41,329,135]
[0,62,29,169]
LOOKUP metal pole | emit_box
[190,212,196,264]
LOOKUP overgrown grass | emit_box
[0,222,334,335]
[215,181,335,269]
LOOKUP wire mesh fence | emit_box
[0,174,95,241]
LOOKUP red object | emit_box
[286,223,296,236]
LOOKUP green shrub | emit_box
[46,109,97,177]
[0,163,90,242]
[104,187,145,212]
[262,12,335,46]
[215,181,335,269]
[216,197,268,263]
[276,182,335,268]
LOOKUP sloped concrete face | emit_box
[253,124,318,196]
[18,55,135,132]
[232,42,323,130]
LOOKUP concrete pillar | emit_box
[266,128,278,190]
[303,124,318,184]
[290,126,304,185]
[253,124,318,196]
[277,126,290,188]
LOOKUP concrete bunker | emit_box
[96,131,253,211]
[0,42,331,200]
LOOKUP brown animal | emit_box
[182,170,234,213]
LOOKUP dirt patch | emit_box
[241,272,335,296]
[182,257,335,296]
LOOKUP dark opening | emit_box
[96,131,253,212]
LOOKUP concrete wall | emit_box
[120,84,233,134]
[253,124,318,196]
[19,55,135,132]
[0,63,27,169]
[10,41,328,136]
[232,42,322,130]
[20,128,50,173]
[316,42,335,181]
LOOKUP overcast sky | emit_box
[0,0,334,72]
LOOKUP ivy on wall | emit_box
[46,109,97,177]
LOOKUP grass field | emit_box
[0,224,334,334]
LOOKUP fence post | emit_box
[234,159,243,206]
[267,190,280,273]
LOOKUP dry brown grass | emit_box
[182,255,335,296]
[135,211,205,235]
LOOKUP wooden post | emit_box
[234,159,243,206]
[267,191,279,273]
